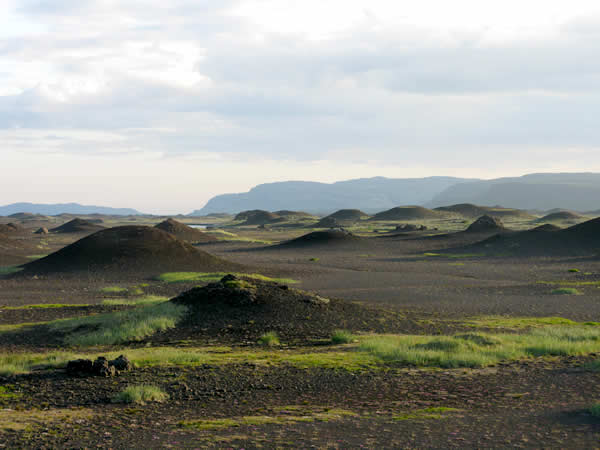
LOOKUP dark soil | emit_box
[271,229,365,249]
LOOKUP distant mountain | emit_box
[191,177,477,215]
[0,202,141,216]
[428,173,600,211]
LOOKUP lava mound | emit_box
[313,216,340,228]
[529,224,562,233]
[276,229,362,248]
[22,226,237,276]
[537,211,583,222]
[155,218,217,243]
[323,209,369,223]
[235,210,284,225]
[166,275,397,342]
[370,206,442,221]
[435,203,488,218]
[50,218,104,234]
[0,223,23,234]
[465,215,506,233]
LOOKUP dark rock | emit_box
[109,355,133,372]
[66,359,93,375]
[92,357,115,377]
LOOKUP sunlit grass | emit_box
[0,266,22,276]
[155,272,298,285]
[111,385,169,404]
[48,302,187,346]
[101,296,168,306]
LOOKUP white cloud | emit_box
[1,0,600,211]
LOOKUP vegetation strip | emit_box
[155,272,298,284]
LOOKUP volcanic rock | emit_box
[370,206,442,221]
[34,227,49,234]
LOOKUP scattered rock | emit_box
[34,227,49,234]
[66,355,133,377]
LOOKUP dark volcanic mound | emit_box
[21,226,237,276]
[369,206,442,221]
[324,209,368,222]
[0,223,23,234]
[530,224,562,232]
[235,210,283,225]
[273,210,313,218]
[50,218,104,234]
[313,216,340,228]
[155,218,217,243]
[465,215,506,233]
[537,211,583,222]
[166,274,403,341]
[274,229,363,249]
[452,217,600,257]
[435,203,488,217]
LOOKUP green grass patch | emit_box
[48,302,187,346]
[359,326,600,368]
[551,288,583,295]
[101,296,168,306]
[538,280,600,287]
[0,321,49,333]
[309,257,320,262]
[423,253,483,259]
[393,407,460,421]
[2,303,88,310]
[0,385,21,399]
[464,316,580,329]
[156,272,298,285]
[179,408,357,431]
[258,331,280,347]
[111,385,169,404]
[25,254,48,259]
[0,266,22,276]
[331,330,356,345]
[590,404,600,418]
[568,268,580,273]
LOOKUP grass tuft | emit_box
[331,330,356,345]
[101,296,168,306]
[590,404,600,418]
[258,331,280,347]
[111,385,169,404]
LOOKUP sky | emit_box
[2,0,600,214]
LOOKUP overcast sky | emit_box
[2,0,600,213]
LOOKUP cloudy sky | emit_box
[2,0,600,213]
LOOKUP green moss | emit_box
[590,404,600,418]
[0,385,21,399]
[99,286,128,294]
[464,316,579,329]
[568,268,580,273]
[0,266,23,276]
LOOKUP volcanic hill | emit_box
[155,218,217,243]
[0,223,24,234]
[21,226,238,277]
[165,274,405,342]
[273,229,364,249]
[50,218,105,234]
[465,215,507,233]
[234,210,284,226]
[369,206,443,221]
[451,217,600,257]
[536,211,584,222]
[322,209,369,223]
